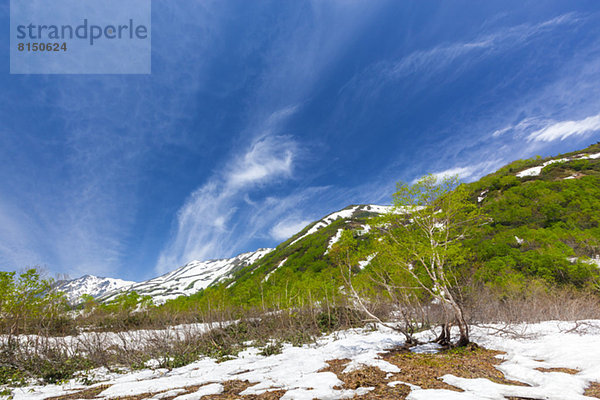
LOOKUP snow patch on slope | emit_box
[583,256,600,267]
[477,190,488,203]
[55,276,136,304]
[516,158,570,177]
[325,229,344,254]
[100,248,273,305]
[358,254,376,269]
[516,152,600,178]
[362,205,393,214]
[289,205,391,247]
[358,224,371,235]
[289,206,360,246]
[264,258,287,282]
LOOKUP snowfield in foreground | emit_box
[9,321,600,400]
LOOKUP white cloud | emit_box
[491,118,545,138]
[383,13,577,82]
[527,113,600,142]
[227,136,294,189]
[413,160,503,185]
[269,219,311,241]
[491,126,513,138]
[155,132,299,274]
[431,166,478,181]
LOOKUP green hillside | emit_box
[467,142,600,290]
[164,205,384,311]
[162,143,600,312]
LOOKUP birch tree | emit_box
[375,174,483,347]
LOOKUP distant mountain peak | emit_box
[56,204,392,306]
[98,248,274,305]
[54,275,136,304]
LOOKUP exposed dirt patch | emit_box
[202,380,251,398]
[505,398,543,400]
[352,381,411,400]
[535,367,579,374]
[64,384,209,400]
[318,344,532,399]
[321,360,387,389]
[46,385,111,400]
[585,382,600,399]
[208,388,286,399]
[318,358,351,372]
[340,366,388,390]
[320,358,410,400]
[382,344,528,391]
[43,380,283,400]
[204,379,285,399]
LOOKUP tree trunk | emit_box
[445,291,470,347]
[453,306,470,347]
[455,331,470,347]
[435,323,451,346]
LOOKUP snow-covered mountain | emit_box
[288,204,390,247]
[57,205,390,306]
[98,248,274,305]
[54,275,136,304]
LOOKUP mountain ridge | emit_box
[57,205,390,305]
[54,275,136,304]
[58,143,600,307]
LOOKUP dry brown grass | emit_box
[320,360,388,390]
[585,382,600,399]
[535,367,579,375]
[46,385,110,400]
[468,285,600,324]
[382,344,528,391]
[318,345,531,399]
[204,380,286,399]
[45,380,288,400]
[203,380,252,398]
[46,384,209,400]
[1,307,366,386]
[319,359,410,399]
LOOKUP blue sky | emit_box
[2,1,600,281]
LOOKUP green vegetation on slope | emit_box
[161,143,600,313]
[468,143,600,291]
[162,208,377,312]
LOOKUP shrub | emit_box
[258,342,283,356]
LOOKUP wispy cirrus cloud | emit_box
[527,113,600,142]
[431,166,480,182]
[411,160,504,185]
[351,13,579,89]
[269,218,312,241]
[227,136,294,189]
[491,118,545,138]
[333,11,592,194]
[155,132,297,273]
[152,2,393,274]
[492,112,600,143]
